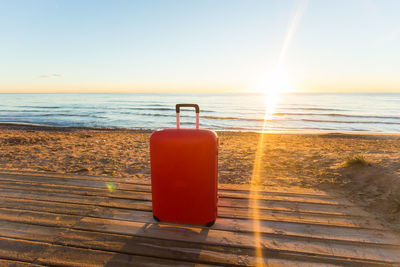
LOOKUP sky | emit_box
[1,0,400,93]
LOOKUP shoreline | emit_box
[1,122,400,137]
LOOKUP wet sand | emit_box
[1,123,400,230]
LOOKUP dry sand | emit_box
[1,123,400,230]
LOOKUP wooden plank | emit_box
[1,205,399,264]
[0,187,381,230]
[218,207,372,229]
[0,182,351,219]
[74,217,400,264]
[0,195,353,223]
[36,244,218,267]
[86,207,400,247]
[218,191,349,205]
[0,189,378,229]
[3,205,394,264]
[0,220,393,267]
[0,171,337,198]
[0,178,343,205]
[0,193,354,219]
[0,221,255,266]
[0,171,132,183]
[0,172,398,265]
[218,183,331,196]
[0,207,83,228]
[0,176,120,194]
[0,176,149,195]
[0,186,363,219]
[49,228,398,267]
[0,236,215,267]
[0,180,362,215]
[0,197,94,216]
[0,220,352,267]
[0,190,153,211]
[0,220,63,243]
[218,197,363,216]
[0,197,398,247]
[0,186,348,215]
[0,236,49,263]
[0,258,43,267]
[0,170,334,196]
[218,187,332,198]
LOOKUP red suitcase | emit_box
[150,104,218,226]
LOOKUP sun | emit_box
[254,69,294,94]
[252,69,295,121]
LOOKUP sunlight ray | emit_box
[248,1,308,265]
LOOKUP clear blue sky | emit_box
[1,0,399,93]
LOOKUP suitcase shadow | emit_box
[105,221,211,266]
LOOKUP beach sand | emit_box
[1,123,400,230]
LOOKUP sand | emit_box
[1,123,400,230]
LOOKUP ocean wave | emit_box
[55,113,106,118]
[203,115,264,122]
[17,106,61,109]
[142,113,172,117]
[105,102,168,107]
[301,119,400,125]
[202,114,400,124]
[274,112,400,119]
[117,111,214,117]
[0,113,106,119]
[214,126,258,130]
[265,126,338,131]
[133,108,214,112]
[128,107,171,111]
[212,124,338,131]
[280,107,347,111]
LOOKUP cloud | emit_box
[39,74,63,78]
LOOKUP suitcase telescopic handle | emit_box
[175,104,200,129]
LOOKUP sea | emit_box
[0,93,399,133]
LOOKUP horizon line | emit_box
[0,91,399,94]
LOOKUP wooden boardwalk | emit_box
[0,171,399,266]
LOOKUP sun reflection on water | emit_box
[263,91,279,122]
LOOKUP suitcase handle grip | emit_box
[176,104,200,114]
[175,104,200,129]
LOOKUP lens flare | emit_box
[106,182,116,193]
[248,1,308,265]
[249,131,267,266]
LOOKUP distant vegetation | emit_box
[343,154,371,167]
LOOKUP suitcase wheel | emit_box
[153,215,160,222]
[205,220,215,227]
